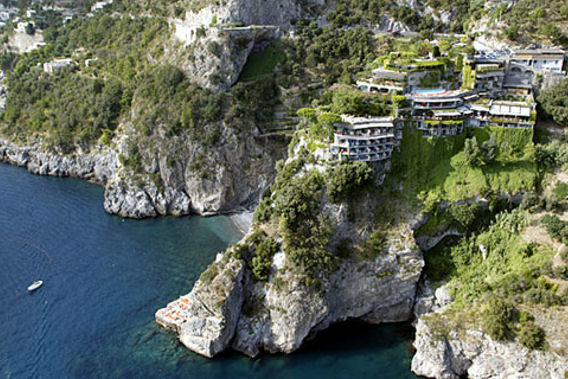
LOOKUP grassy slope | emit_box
[390,125,537,206]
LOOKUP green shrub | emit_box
[319,86,388,116]
[560,247,568,263]
[326,161,375,203]
[251,237,279,281]
[253,197,273,224]
[464,137,482,166]
[199,262,219,284]
[553,265,568,279]
[516,310,535,324]
[517,322,546,350]
[359,228,387,260]
[448,202,483,233]
[538,77,568,126]
[553,182,568,201]
[482,297,514,341]
[523,287,563,306]
[285,213,336,280]
[481,134,497,164]
[520,191,542,211]
[540,215,568,243]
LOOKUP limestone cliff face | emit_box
[0,138,117,184]
[181,0,305,32]
[167,25,281,91]
[410,281,568,379]
[102,112,276,218]
[0,116,276,218]
[156,195,424,358]
[232,237,423,357]
[167,0,315,91]
[411,318,568,379]
[156,253,246,358]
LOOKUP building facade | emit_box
[330,116,399,162]
[328,46,548,162]
[511,49,565,74]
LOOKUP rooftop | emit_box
[490,101,531,118]
[371,67,407,81]
[432,109,462,117]
[338,115,395,129]
[513,49,565,59]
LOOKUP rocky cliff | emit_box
[156,140,425,358]
[167,0,320,91]
[0,115,278,218]
[231,236,423,357]
[0,0,292,218]
[157,219,423,358]
[0,138,117,184]
[412,315,568,379]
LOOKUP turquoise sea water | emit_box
[0,163,416,378]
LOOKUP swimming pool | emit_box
[414,88,445,94]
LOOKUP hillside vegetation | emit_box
[390,126,537,209]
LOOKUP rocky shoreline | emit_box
[411,284,568,379]
[411,316,568,378]
[0,138,117,184]
[0,138,271,219]
[5,136,564,378]
[155,196,426,358]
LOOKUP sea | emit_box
[0,163,416,378]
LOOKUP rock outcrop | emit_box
[411,279,568,378]
[0,128,275,218]
[232,241,423,357]
[0,138,117,184]
[157,211,424,358]
[168,24,281,91]
[156,254,246,357]
[411,317,568,379]
[167,0,318,90]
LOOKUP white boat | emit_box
[27,280,43,292]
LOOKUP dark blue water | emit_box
[0,163,416,378]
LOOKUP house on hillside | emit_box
[43,58,75,73]
[511,49,565,73]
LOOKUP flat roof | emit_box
[490,102,531,117]
[503,83,533,89]
[458,106,473,115]
[332,133,395,140]
[371,68,407,80]
[476,71,505,79]
[513,49,565,59]
[410,89,470,100]
[339,115,395,128]
[514,48,564,55]
[470,104,490,112]
[432,109,462,117]
[413,97,462,103]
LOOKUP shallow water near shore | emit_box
[0,163,416,378]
